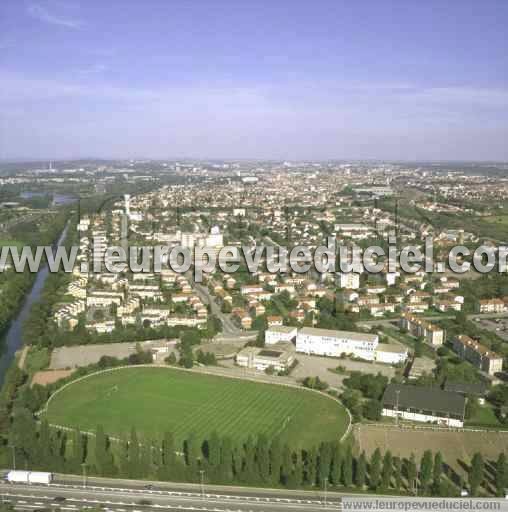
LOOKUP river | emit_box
[0,224,69,387]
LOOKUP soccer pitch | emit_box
[44,366,349,447]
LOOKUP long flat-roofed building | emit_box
[236,346,294,372]
[375,343,408,365]
[382,383,466,427]
[265,326,297,345]
[296,327,378,361]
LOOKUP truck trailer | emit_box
[6,470,30,484]
[27,472,53,484]
[6,470,53,485]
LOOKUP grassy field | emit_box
[24,346,51,375]
[44,367,349,447]
[483,215,508,226]
[0,238,24,248]
[383,327,435,359]
[465,405,502,428]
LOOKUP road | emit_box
[0,473,342,511]
[358,311,508,328]
[357,316,454,328]
[186,271,244,336]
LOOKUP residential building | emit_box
[337,272,360,290]
[402,302,429,314]
[476,299,505,314]
[452,335,503,375]
[267,315,283,327]
[400,313,444,347]
[369,303,396,317]
[334,223,372,238]
[434,299,462,312]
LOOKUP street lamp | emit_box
[395,389,400,427]
[9,445,16,470]
[81,463,88,489]
[199,470,205,500]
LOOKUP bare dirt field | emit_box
[32,369,74,386]
[50,340,178,369]
[354,423,508,482]
[50,343,138,369]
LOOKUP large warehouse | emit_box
[381,384,466,427]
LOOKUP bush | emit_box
[265,365,276,375]
[363,399,382,421]
[128,350,153,365]
[196,350,217,366]
[343,372,388,400]
[302,376,329,391]
[436,346,450,357]
[164,353,177,365]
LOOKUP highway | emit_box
[0,473,341,511]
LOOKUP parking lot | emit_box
[473,316,508,341]
[292,354,396,389]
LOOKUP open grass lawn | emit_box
[25,346,51,375]
[465,405,502,428]
[0,238,24,249]
[483,215,508,226]
[383,327,435,358]
[45,367,349,448]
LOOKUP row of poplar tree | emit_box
[8,409,507,496]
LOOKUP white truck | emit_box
[6,470,53,485]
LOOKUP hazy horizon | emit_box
[1,0,507,162]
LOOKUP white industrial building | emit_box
[375,343,408,364]
[236,346,294,372]
[265,326,298,345]
[296,327,378,361]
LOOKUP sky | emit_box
[1,0,508,161]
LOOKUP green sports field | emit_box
[0,238,24,248]
[44,367,349,447]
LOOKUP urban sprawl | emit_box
[2,160,508,497]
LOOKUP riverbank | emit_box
[0,222,69,388]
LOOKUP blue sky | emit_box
[1,0,508,161]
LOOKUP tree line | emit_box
[6,408,507,496]
[0,210,70,338]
